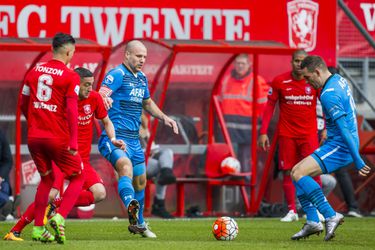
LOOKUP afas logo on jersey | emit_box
[105,75,114,85]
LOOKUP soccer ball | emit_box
[212,216,239,241]
[220,157,241,174]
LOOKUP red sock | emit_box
[58,172,84,218]
[283,174,296,212]
[11,202,35,233]
[74,190,95,207]
[34,174,54,226]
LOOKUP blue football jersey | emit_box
[320,74,358,141]
[101,64,150,138]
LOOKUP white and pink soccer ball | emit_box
[212,216,239,241]
[220,157,241,174]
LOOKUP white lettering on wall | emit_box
[132,8,159,38]
[162,8,194,39]
[0,6,15,36]
[360,3,375,31]
[61,6,90,37]
[194,9,221,39]
[223,10,250,40]
[17,5,46,37]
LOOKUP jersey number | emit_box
[37,74,53,101]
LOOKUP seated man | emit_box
[140,114,176,218]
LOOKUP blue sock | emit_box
[297,176,335,219]
[134,189,145,225]
[118,176,134,208]
[294,180,319,223]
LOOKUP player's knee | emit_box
[133,174,147,191]
[291,166,303,182]
[115,157,133,177]
[95,188,106,202]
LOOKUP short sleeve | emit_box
[320,91,346,122]
[142,76,150,100]
[267,78,279,102]
[66,72,80,98]
[94,92,108,120]
[101,69,124,93]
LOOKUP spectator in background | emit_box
[258,49,322,222]
[219,54,269,173]
[327,66,363,218]
[0,129,13,221]
[140,114,176,219]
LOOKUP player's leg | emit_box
[3,202,36,241]
[278,137,298,222]
[27,138,55,243]
[50,140,85,244]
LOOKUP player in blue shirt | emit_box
[290,55,371,241]
[98,40,178,238]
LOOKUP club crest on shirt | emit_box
[305,86,312,94]
[105,75,114,85]
[83,104,91,114]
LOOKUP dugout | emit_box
[98,39,296,216]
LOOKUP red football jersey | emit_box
[261,71,318,137]
[23,60,80,140]
[78,91,107,160]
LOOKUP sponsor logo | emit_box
[287,0,319,52]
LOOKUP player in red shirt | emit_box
[20,33,84,243]
[258,49,321,222]
[5,67,125,242]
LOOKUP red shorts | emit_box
[28,137,83,176]
[278,135,319,170]
[51,160,103,190]
[82,160,104,190]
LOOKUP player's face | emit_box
[302,68,321,89]
[291,54,306,75]
[79,77,94,99]
[126,45,147,73]
[234,57,251,77]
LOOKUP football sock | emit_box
[58,172,85,218]
[74,190,95,206]
[12,202,35,233]
[283,174,296,212]
[297,176,335,219]
[294,181,319,223]
[118,176,134,208]
[34,174,54,226]
[134,189,145,225]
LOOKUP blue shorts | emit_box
[98,135,145,174]
[311,139,354,174]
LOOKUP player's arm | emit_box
[98,71,122,110]
[101,115,126,150]
[20,82,30,119]
[258,82,278,151]
[142,98,178,134]
[334,116,370,176]
[66,74,80,154]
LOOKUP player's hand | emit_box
[358,165,371,177]
[163,116,179,134]
[102,96,113,110]
[258,134,270,151]
[112,139,127,151]
[319,129,327,146]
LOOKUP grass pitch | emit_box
[0,217,374,249]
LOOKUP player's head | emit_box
[124,40,147,74]
[233,54,251,78]
[300,55,330,89]
[74,67,94,99]
[52,33,76,64]
[291,49,308,77]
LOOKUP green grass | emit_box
[0,217,375,249]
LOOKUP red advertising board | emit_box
[0,0,337,64]
[338,0,375,57]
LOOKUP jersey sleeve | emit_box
[143,75,150,100]
[66,72,80,98]
[101,69,124,94]
[94,92,108,120]
[320,90,346,122]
